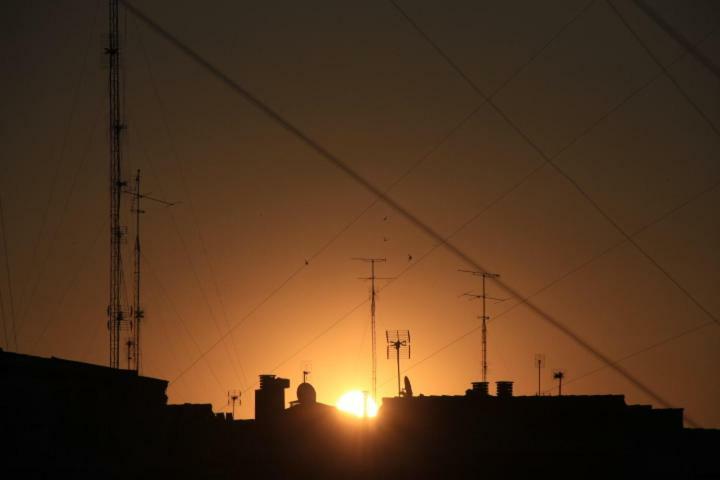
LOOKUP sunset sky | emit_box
[1,0,718,426]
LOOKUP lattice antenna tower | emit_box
[459,270,503,383]
[353,257,391,402]
[386,330,411,397]
[106,0,126,369]
[123,170,175,372]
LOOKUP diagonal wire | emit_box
[131,21,246,389]
[30,218,107,353]
[284,175,720,403]
[541,320,716,396]
[606,0,720,139]
[632,0,720,80]
[129,121,246,390]
[18,2,102,333]
[121,1,705,422]
[260,23,720,390]
[389,0,720,331]
[131,0,596,387]
[380,180,720,426]
[141,251,227,395]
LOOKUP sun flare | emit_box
[336,390,378,418]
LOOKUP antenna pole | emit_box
[354,257,389,402]
[396,342,401,396]
[459,270,501,383]
[121,171,174,372]
[558,374,563,396]
[553,370,565,396]
[107,0,125,369]
[131,170,145,372]
[386,330,410,397]
[482,274,487,383]
[535,354,546,395]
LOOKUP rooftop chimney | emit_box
[496,381,513,398]
[255,374,290,421]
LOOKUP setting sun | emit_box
[336,390,379,418]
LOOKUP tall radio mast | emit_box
[106,0,126,369]
[354,257,390,402]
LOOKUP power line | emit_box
[543,320,717,396]
[380,182,720,426]
[631,0,720,81]
[231,24,719,399]
[141,251,228,395]
[276,26,720,384]
[129,122,246,390]
[121,1,706,418]
[135,0,595,387]
[133,22,246,389]
[258,177,719,397]
[605,0,720,140]
[388,0,720,331]
[386,179,720,375]
[17,92,107,338]
[29,218,107,354]
[21,2,102,329]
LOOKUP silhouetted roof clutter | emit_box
[1,349,717,479]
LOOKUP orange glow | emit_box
[336,390,378,418]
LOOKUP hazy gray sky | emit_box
[1,0,718,425]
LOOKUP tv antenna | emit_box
[459,270,503,383]
[553,369,566,396]
[123,169,175,372]
[353,257,391,402]
[534,354,546,395]
[386,330,411,397]
[227,390,241,419]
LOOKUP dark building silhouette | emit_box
[1,348,717,479]
[254,374,289,422]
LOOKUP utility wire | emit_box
[631,0,720,83]
[542,320,716,396]
[150,0,595,387]
[30,218,106,353]
[18,101,106,339]
[133,22,246,389]
[380,181,720,427]
[389,0,720,331]
[122,1,705,419]
[141,251,228,395]
[18,3,102,333]
[606,0,720,139]
[261,23,719,390]
[130,122,246,391]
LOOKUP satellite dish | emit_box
[403,376,413,397]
